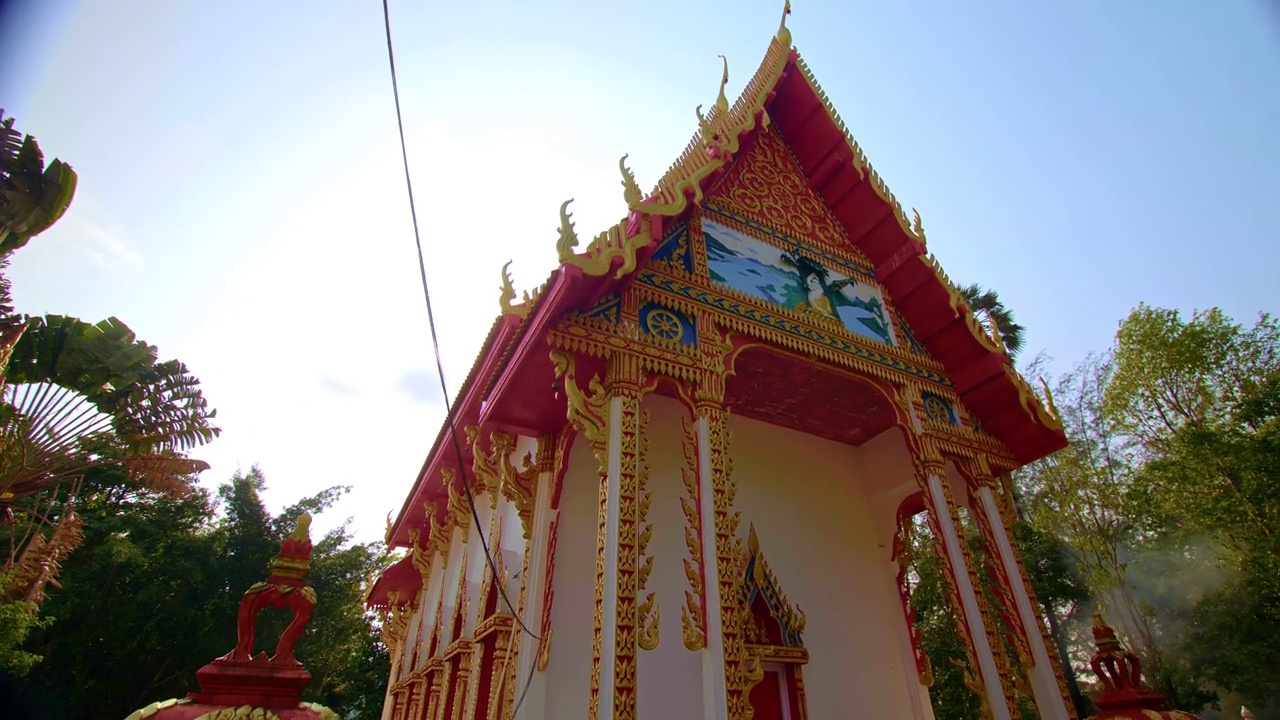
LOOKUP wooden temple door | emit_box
[749,663,793,720]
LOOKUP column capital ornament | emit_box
[911,439,949,483]
[443,469,471,534]
[550,349,609,463]
[963,455,999,491]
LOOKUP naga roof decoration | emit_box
[383,7,1066,549]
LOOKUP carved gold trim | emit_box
[679,415,707,651]
[739,524,806,647]
[535,515,559,672]
[636,407,660,652]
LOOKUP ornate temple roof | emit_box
[380,9,1067,551]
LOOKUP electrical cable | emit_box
[379,0,542,645]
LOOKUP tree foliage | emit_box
[1,465,390,719]
[0,110,77,255]
[0,113,219,674]
[1017,307,1279,714]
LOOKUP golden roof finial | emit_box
[911,208,928,246]
[1038,377,1060,420]
[986,309,1008,354]
[715,55,731,115]
[555,199,579,264]
[499,260,529,318]
[619,154,643,209]
[778,0,793,44]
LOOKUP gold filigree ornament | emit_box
[679,416,707,651]
[636,409,660,651]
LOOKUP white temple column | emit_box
[696,413,730,720]
[925,472,1012,720]
[419,553,446,663]
[400,596,422,673]
[513,437,558,720]
[975,484,1071,720]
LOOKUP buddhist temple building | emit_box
[368,8,1075,720]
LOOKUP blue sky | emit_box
[2,0,1277,540]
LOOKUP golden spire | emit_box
[715,55,730,115]
[778,0,793,44]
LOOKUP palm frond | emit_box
[120,453,208,498]
[0,111,77,256]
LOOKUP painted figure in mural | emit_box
[804,272,836,318]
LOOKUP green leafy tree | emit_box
[1106,307,1280,708]
[1,466,388,718]
[0,114,218,674]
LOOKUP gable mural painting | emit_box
[702,218,896,346]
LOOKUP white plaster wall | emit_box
[729,413,924,719]
[539,434,600,718]
[637,394,706,719]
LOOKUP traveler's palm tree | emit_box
[0,110,77,255]
[0,112,219,604]
[959,283,1024,359]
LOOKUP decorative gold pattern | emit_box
[643,29,791,219]
[550,349,609,468]
[739,525,807,646]
[536,515,559,671]
[679,416,707,651]
[636,408,660,652]
[192,707,282,720]
[124,698,192,720]
[381,590,414,676]
[603,356,652,720]
[712,128,870,267]
[699,406,756,720]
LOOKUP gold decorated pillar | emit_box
[912,442,1019,720]
[551,349,658,720]
[505,432,563,720]
[675,320,753,720]
[965,459,1075,720]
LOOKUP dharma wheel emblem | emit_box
[645,309,684,342]
[923,395,953,424]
